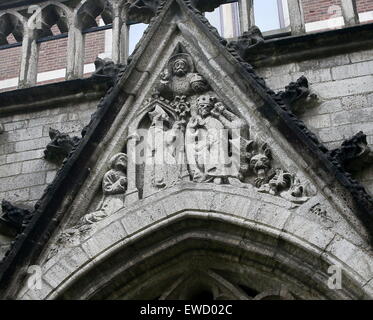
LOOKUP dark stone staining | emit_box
[276,76,318,113]
[228,26,265,60]
[0,200,32,235]
[44,128,81,164]
[328,132,373,174]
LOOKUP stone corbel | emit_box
[44,128,81,164]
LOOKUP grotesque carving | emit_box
[277,76,318,113]
[191,0,228,12]
[242,142,311,203]
[228,26,264,60]
[44,128,80,164]
[93,57,124,79]
[0,200,32,233]
[246,142,272,188]
[127,0,160,24]
[328,131,373,174]
[83,153,128,224]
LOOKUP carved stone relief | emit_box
[277,76,319,114]
[44,128,81,164]
[83,153,128,224]
[67,51,316,233]
[328,131,373,174]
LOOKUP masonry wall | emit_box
[256,47,373,195]
[0,100,98,210]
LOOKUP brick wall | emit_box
[356,0,373,13]
[302,0,343,23]
[257,48,373,195]
[0,27,106,90]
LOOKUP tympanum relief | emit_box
[46,51,316,260]
[84,52,315,225]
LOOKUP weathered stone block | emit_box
[6,149,44,163]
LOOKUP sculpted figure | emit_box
[143,106,184,197]
[157,53,209,100]
[84,153,127,224]
[186,95,246,185]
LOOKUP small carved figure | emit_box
[143,106,184,197]
[93,57,123,79]
[157,53,209,99]
[186,95,245,185]
[191,0,227,12]
[127,0,160,24]
[247,142,272,188]
[44,128,80,164]
[228,26,264,60]
[83,153,127,224]
[277,76,318,113]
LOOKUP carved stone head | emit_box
[196,95,214,118]
[190,74,208,93]
[168,53,194,77]
[109,153,128,171]
[248,143,272,176]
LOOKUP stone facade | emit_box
[0,0,372,300]
[257,48,373,195]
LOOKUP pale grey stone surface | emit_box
[257,50,373,194]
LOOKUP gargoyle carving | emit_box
[328,131,373,173]
[0,200,32,233]
[191,0,228,12]
[277,76,318,113]
[228,26,264,60]
[245,142,272,188]
[126,0,160,24]
[93,57,124,79]
[44,128,80,164]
